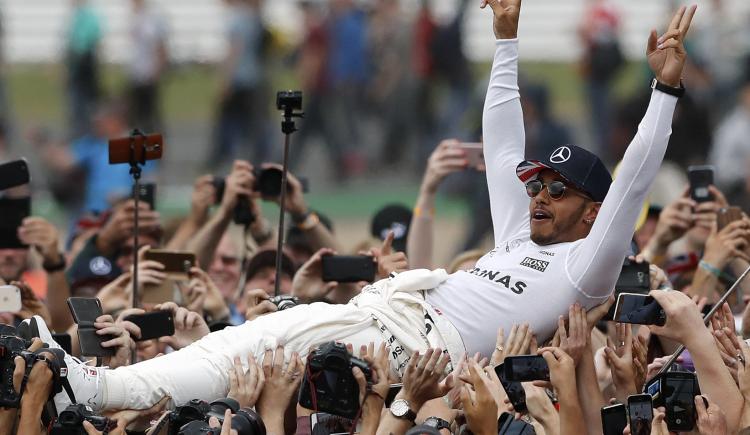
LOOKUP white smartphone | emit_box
[458,142,485,169]
[0,285,21,312]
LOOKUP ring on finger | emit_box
[495,346,504,352]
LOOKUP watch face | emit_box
[391,399,409,417]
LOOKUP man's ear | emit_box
[583,202,601,225]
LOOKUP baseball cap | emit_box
[516,145,612,202]
[370,204,412,253]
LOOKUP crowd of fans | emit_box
[2,1,750,435]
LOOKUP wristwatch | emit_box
[423,417,451,432]
[651,78,685,98]
[390,399,417,423]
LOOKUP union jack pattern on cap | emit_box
[515,160,549,182]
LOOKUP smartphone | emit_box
[51,333,72,354]
[321,255,376,283]
[628,394,653,435]
[141,250,195,304]
[133,183,156,210]
[385,383,402,408]
[717,206,743,230]
[687,165,714,203]
[458,143,484,169]
[613,293,666,326]
[0,197,31,249]
[601,403,627,435]
[66,297,115,357]
[108,133,163,165]
[605,259,652,320]
[503,355,550,382]
[310,412,357,435]
[0,159,30,191]
[494,363,527,413]
[0,285,21,312]
[647,372,700,432]
[123,310,175,342]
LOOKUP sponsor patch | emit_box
[520,257,549,272]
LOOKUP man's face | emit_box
[528,170,593,245]
[244,266,292,297]
[209,236,241,301]
[0,248,28,282]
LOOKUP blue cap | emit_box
[516,145,612,202]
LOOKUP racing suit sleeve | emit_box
[567,90,678,299]
[482,39,531,246]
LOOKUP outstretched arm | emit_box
[480,0,530,245]
[569,5,697,299]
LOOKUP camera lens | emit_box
[276,299,297,311]
[208,398,239,421]
[58,410,82,425]
[232,408,266,435]
[178,420,216,435]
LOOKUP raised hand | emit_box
[646,5,697,87]
[490,323,534,366]
[480,0,522,40]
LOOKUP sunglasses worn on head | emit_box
[525,179,589,200]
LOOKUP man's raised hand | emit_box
[480,0,521,40]
[647,5,697,88]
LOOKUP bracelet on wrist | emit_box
[43,255,66,273]
[413,206,434,219]
[698,260,732,281]
[296,212,319,231]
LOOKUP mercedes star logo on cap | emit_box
[549,146,571,163]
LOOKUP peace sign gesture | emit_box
[480,0,522,40]
[647,5,697,88]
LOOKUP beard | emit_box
[530,203,587,245]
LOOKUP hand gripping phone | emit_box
[66,297,115,357]
[141,250,195,304]
[613,293,666,326]
[687,165,714,203]
[123,310,175,342]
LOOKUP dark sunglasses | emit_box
[525,179,588,200]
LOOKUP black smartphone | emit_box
[66,297,115,357]
[687,165,714,203]
[606,259,652,320]
[0,159,30,191]
[647,372,700,432]
[494,363,527,413]
[0,196,30,249]
[123,310,175,342]
[628,394,653,435]
[321,255,376,283]
[51,333,72,354]
[503,355,550,382]
[613,293,666,326]
[601,403,627,435]
[133,182,156,210]
[385,383,402,408]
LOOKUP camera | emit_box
[50,404,115,435]
[0,332,34,408]
[269,295,298,311]
[298,341,372,419]
[276,91,302,111]
[169,398,265,435]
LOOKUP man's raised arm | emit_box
[481,0,531,245]
[570,5,697,298]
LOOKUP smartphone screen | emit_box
[628,394,653,435]
[687,165,714,203]
[601,404,627,435]
[0,285,21,312]
[664,374,698,431]
[494,363,527,413]
[321,255,376,283]
[503,355,550,382]
[310,412,357,435]
[614,293,666,326]
[123,310,175,342]
[0,159,30,191]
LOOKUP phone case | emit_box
[142,250,195,304]
[503,355,550,382]
[0,159,30,191]
[717,206,743,230]
[77,327,116,357]
[321,255,376,283]
[458,143,484,169]
[124,310,175,341]
[0,285,21,312]
[67,297,116,357]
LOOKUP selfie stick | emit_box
[125,129,151,310]
[654,263,750,377]
[274,92,303,297]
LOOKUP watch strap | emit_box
[391,399,417,422]
[650,78,685,98]
[43,255,67,272]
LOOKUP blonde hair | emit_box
[447,250,485,274]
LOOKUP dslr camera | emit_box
[269,295,298,311]
[298,341,372,419]
[168,398,265,435]
[0,328,35,408]
[50,404,115,435]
